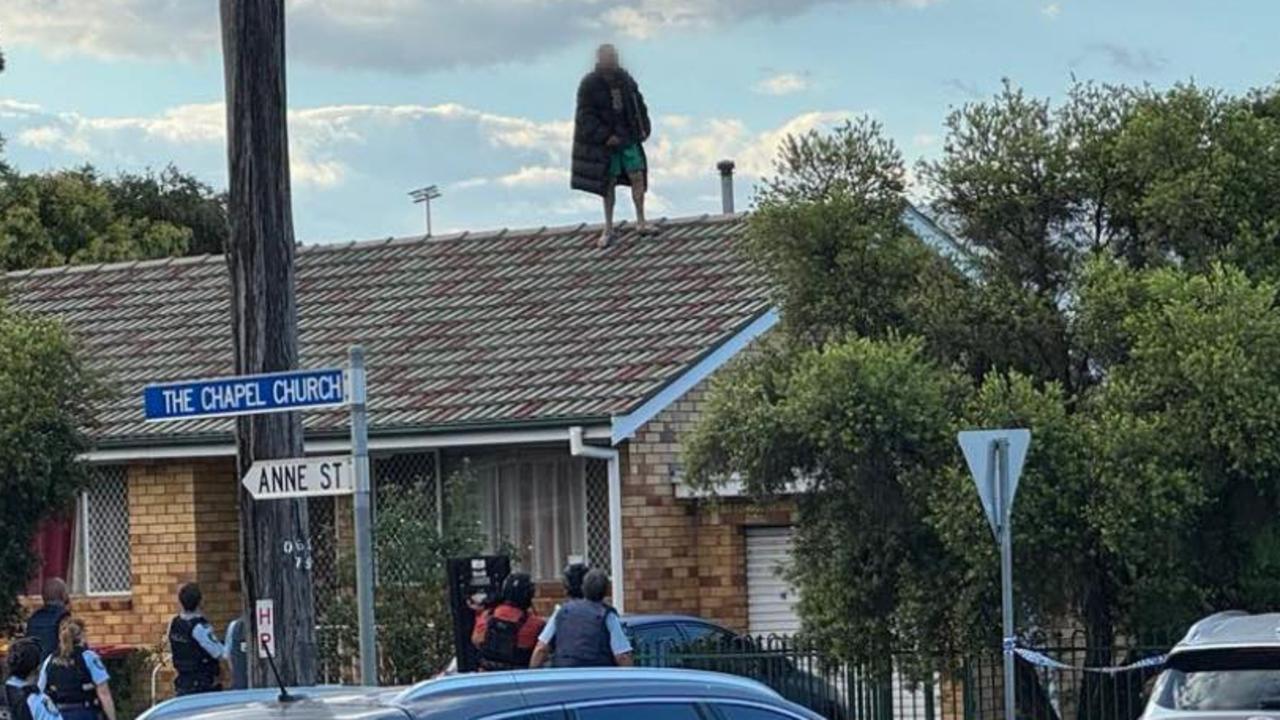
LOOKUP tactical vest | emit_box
[479,606,529,670]
[5,682,37,720]
[552,599,616,668]
[44,649,99,710]
[169,615,221,694]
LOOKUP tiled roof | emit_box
[4,215,769,446]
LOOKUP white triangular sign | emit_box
[957,428,1031,536]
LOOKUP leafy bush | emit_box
[318,461,490,685]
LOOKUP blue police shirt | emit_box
[538,604,633,656]
[7,677,63,720]
[37,650,110,692]
[182,613,227,659]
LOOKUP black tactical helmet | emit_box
[501,572,536,610]
[563,562,590,599]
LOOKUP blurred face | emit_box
[597,45,619,70]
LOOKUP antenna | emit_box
[409,185,442,236]
[260,636,297,703]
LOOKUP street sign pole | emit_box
[958,428,1029,720]
[349,345,377,686]
[994,439,1015,720]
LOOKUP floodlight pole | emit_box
[410,186,442,237]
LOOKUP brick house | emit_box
[8,199,964,661]
[7,212,818,655]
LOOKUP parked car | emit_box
[623,615,850,720]
[1143,611,1280,718]
[136,668,824,720]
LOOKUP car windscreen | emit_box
[1157,649,1280,711]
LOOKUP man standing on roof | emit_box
[571,44,654,249]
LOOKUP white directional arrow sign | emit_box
[958,428,1030,535]
[241,455,354,500]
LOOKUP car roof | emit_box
[621,614,723,627]
[137,686,404,720]
[394,668,789,717]
[135,670,814,720]
[1173,611,1280,652]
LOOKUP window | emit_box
[474,454,587,581]
[710,704,799,720]
[71,466,132,595]
[1156,649,1280,711]
[629,622,685,648]
[502,711,566,720]
[573,703,704,720]
[679,623,737,644]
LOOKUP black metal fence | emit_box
[634,634,1169,720]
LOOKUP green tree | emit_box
[105,166,228,256]
[1082,261,1280,633]
[0,303,99,628]
[0,165,227,272]
[688,336,964,658]
[690,76,1280,666]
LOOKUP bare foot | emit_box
[597,229,615,248]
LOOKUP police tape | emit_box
[1012,647,1167,674]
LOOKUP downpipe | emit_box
[568,426,625,613]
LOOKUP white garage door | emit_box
[746,526,802,635]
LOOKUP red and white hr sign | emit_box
[256,599,275,659]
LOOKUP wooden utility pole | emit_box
[220,0,316,686]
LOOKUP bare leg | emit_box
[630,171,649,233]
[599,178,616,247]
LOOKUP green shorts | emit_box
[608,143,646,177]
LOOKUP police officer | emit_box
[24,580,70,661]
[529,569,632,668]
[6,638,62,720]
[39,619,116,720]
[471,573,546,670]
[167,583,226,696]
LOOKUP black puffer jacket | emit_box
[571,68,651,196]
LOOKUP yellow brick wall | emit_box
[21,459,241,653]
[620,379,795,633]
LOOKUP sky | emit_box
[0,0,1277,244]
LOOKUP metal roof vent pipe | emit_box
[717,159,736,214]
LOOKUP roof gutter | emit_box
[80,424,613,463]
[568,426,625,613]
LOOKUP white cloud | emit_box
[496,166,566,188]
[0,0,936,72]
[646,110,856,184]
[0,95,860,237]
[753,72,811,96]
[1042,3,1061,19]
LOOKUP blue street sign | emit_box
[143,368,346,422]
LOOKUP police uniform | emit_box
[168,612,225,696]
[24,604,69,662]
[38,648,108,720]
[5,677,63,720]
[538,599,632,667]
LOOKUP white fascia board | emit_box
[610,307,779,446]
[79,424,612,463]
